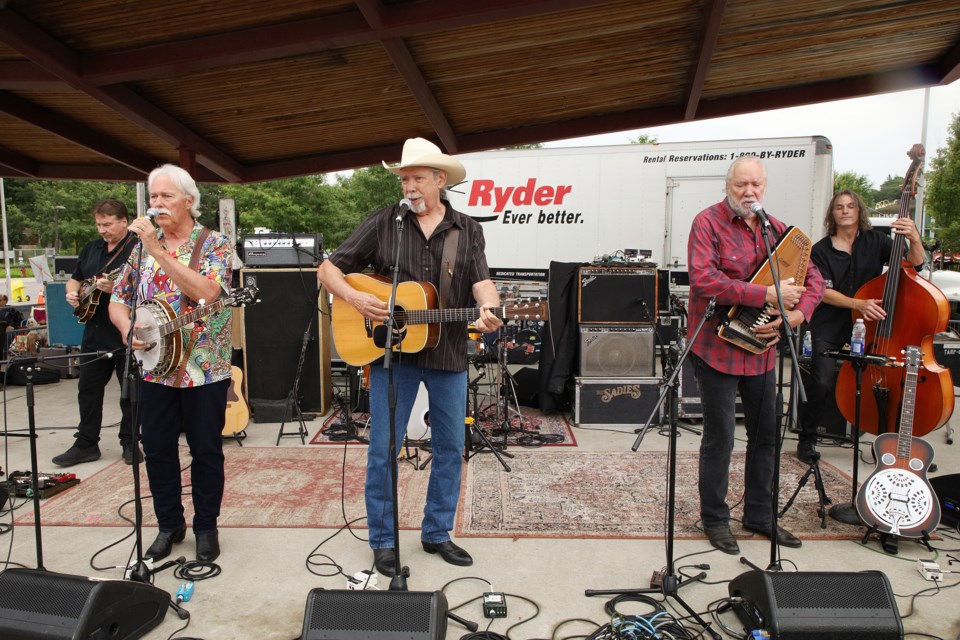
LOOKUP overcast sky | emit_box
[546,82,960,189]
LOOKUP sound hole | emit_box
[881,452,896,465]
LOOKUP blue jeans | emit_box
[367,362,467,549]
[693,355,777,529]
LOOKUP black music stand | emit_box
[585,299,721,640]
[823,349,892,526]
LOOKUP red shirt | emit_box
[687,199,824,375]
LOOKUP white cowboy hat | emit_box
[382,137,466,185]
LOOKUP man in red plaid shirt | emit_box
[687,156,824,555]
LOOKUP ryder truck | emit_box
[447,136,834,278]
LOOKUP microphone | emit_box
[396,198,413,221]
[749,202,771,227]
[145,208,160,220]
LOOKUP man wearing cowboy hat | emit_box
[318,137,502,576]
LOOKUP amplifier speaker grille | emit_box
[578,267,657,324]
[579,325,654,377]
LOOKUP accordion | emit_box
[716,226,812,354]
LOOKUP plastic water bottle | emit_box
[851,319,866,356]
[802,331,813,357]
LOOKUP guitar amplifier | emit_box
[578,267,657,324]
[242,233,322,267]
[579,325,654,377]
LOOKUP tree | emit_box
[629,133,659,144]
[926,111,960,255]
[833,171,875,206]
[876,174,904,205]
[327,166,402,248]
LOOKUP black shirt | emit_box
[809,229,894,343]
[330,199,492,373]
[72,232,137,351]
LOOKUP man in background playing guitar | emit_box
[317,138,502,576]
[687,156,824,555]
[796,189,924,463]
[53,199,138,467]
[110,164,234,564]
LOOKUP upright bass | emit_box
[835,144,953,437]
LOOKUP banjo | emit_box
[134,286,258,376]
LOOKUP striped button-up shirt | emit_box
[330,199,492,373]
[687,198,824,376]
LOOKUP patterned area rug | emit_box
[457,450,864,540]
[310,406,576,447]
[17,447,428,530]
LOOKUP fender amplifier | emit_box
[578,267,657,323]
[579,325,655,377]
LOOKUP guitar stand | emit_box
[861,527,933,555]
[463,361,512,471]
[277,316,313,445]
[779,451,831,529]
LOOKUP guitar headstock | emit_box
[230,285,259,307]
[504,300,548,321]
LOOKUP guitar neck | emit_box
[161,297,230,335]
[897,358,919,458]
[399,306,506,326]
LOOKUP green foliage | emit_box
[629,134,659,144]
[876,175,903,203]
[328,166,402,248]
[926,112,960,255]
[833,171,876,207]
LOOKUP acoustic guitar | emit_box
[134,286,259,376]
[223,365,250,438]
[856,345,941,538]
[331,273,548,367]
[74,266,125,323]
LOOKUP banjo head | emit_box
[134,299,177,376]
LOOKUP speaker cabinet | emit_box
[0,568,168,640]
[728,570,902,639]
[240,268,332,415]
[574,376,661,428]
[578,267,657,324]
[302,589,447,640]
[579,325,654,377]
[931,473,960,528]
[44,281,84,347]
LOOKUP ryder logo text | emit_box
[467,178,583,225]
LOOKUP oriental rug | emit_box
[16,447,428,530]
[456,450,865,540]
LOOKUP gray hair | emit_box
[725,155,766,185]
[148,164,201,218]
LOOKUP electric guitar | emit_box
[223,365,250,438]
[74,266,125,323]
[856,345,941,538]
[134,286,259,377]
[331,273,548,367]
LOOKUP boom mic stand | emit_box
[754,214,807,572]
[277,313,312,445]
[586,299,721,640]
[463,357,512,471]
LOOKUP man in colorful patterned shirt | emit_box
[687,156,824,555]
[110,164,233,564]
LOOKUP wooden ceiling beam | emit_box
[356,0,457,152]
[78,0,612,85]
[939,36,960,84]
[684,0,727,121]
[0,6,245,182]
[0,145,39,177]
[0,91,159,175]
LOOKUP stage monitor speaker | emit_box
[240,268,332,416]
[0,568,168,640]
[578,267,657,324]
[579,325,654,377]
[302,589,447,640]
[728,570,902,639]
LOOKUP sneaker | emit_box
[796,440,818,464]
[122,443,143,465]
[52,444,101,467]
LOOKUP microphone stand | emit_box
[755,213,806,572]
[586,299,721,640]
[120,238,153,585]
[381,206,410,591]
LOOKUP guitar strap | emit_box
[439,227,460,309]
[172,227,212,382]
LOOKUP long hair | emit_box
[148,164,201,218]
[824,189,871,236]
